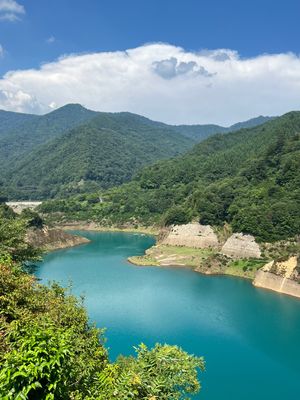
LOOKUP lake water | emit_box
[36,231,300,399]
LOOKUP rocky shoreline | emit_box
[253,256,300,298]
[56,221,159,236]
[35,220,299,299]
[26,226,90,251]
[128,223,300,299]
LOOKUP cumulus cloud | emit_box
[1,43,300,124]
[0,0,25,21]
[152,57,214,79]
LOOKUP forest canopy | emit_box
[39,112,300,242]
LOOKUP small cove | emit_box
[36,231,300,400]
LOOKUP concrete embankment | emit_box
[129,223,300,298]
[253,257,300,298]
[253,270,300,298]
[129,223,264,280]
[161,223,219,249]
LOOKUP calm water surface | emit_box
[36,231,300,399]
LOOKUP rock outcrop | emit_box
[221,233,261,259]
[162,223,219,249]
[253,256,300,298]
[26,226,90,251]
[6,201,42,214]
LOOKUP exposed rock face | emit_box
[26,227,90,251]
[162,223,219,249]
[58,221,100,231]
[253,257,300,298]
[221,233,261,259]
[6,201,42,214]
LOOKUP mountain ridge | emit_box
[0,104,277,200]
[38,110,300,242]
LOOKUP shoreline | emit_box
[27,226,91,252]
[127,254,254,281]
[50,225,300,300]
[57,222,160,236]
[127,243,264,281]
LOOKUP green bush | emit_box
[163,206,191,226]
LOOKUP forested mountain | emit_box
[0,104,97,163]
[0,104,273,162]
[171,115,275,141]
[0,104,275,200]
[40,112,300,242]
[2,113,193,199]
[0,109,38,136]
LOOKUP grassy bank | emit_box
[129,244,267,280]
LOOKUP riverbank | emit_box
[128,244,266,280]
[26,226,90,251]
[53,223,300,298]
[57,221,160,236]
[56,223,270,281]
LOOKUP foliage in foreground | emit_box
[0,205,41,263]
[0,207,205,399]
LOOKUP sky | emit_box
[1,0,300,125]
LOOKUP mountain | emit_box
[0,109,38,137]
[228,115,274,131]
[0,105,274,164]
[171,115,275,141]
[0,104,276,200]
[41,112,300,242]
[2,112,193,199]
[0,104,98,163]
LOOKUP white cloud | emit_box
[152,57,214,79]
[0,44,4,57]
[1,43,300,124]
[46,36,55,44]
[0,0,25,22]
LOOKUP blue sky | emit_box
[1,0,300,124]
[1,0,300,74]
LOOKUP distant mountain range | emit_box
[171,115,275,141]
[0,104,274,199]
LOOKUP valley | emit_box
[1,2,299,399]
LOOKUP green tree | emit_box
[163,206,191,226]
[0,205,40,263]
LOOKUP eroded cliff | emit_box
[26,226,90,251]
[253,256,300,298]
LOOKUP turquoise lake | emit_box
[36,231,300,399]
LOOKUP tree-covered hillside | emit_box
[171,115,274,141]
[2,113,193,199]
[0,110,38,137]
[0,104,98,164]
[0,104,274,200]
[40,112,300,242]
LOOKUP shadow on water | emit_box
[23,262,40,275]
